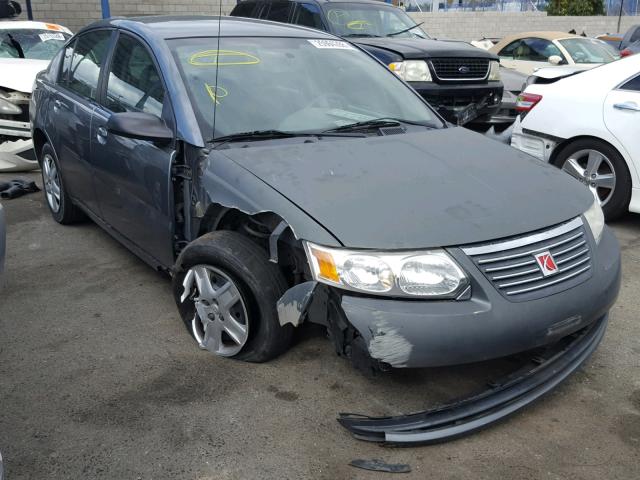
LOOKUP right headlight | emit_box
[584,198,604,244]
[488,60,501,81]
[389,60,432,82]
[0,97,21,115]
[304,242,468,298]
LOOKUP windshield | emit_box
[169,36,440,141]
[0,29,70,60]
[559,38,620,64]
[321,3,427,39]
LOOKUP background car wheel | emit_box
[40,143,85,224]
[172,231,293,363]
[553,139,631,221]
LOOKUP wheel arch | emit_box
[31,128,51,164]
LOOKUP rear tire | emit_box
[173,231,293,362]
[40,143,85,224]
[552,139,630,221]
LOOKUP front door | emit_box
[90,32,175,267]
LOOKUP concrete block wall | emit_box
[18,0,236,33]
[408,12,639,41]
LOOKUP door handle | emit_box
[613,101,640,112]
[53,99,62,111]
[96,126,108,144]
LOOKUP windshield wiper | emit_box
[387,22,424,37]
[209,129,363,147]
[323,118,433,133]
[4,33,24,58]
[342,33,381,38]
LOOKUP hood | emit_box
[218,128,593,250]
[0,58,49,92]
[353,37,499,60]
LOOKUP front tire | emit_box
[553,139,631,221]
[172,231,293,362]
[40,143,85,224]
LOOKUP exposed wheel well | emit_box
[197,204,309,287]
[31,128,48,163]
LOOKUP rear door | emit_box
[604,73,640,173]
[50,29,113,215]
[90,31,175,266]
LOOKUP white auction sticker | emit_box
[307,39,354,50]
[39,32,65,42]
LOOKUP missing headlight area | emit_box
[0,88,37,172]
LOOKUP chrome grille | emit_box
[430,58,490,81]
[461,218,593,301]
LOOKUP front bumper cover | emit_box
[338,314,608,445]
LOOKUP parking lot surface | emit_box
[0,172,639,479]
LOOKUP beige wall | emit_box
[15,1,640,41]
[408,12,639,42]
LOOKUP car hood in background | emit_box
[220,128,592,249]
[0,58,49,92]
[353,37,498,60]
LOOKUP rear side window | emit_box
[232,1,258,17]
[292,3,324,29]
[630,28,640,43]
[66,30,112,100]
[621,75,640,92]
[264,1,293,22]
[104,34,164,118]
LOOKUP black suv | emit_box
[231,0,503,125]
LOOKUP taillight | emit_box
[516,93,543,113]
[620,48,633,57]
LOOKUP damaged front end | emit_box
[0,88,37,172]
[338,316,607,445]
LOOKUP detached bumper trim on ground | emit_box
[338,314,608,445]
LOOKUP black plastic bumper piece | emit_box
[338,315,608,445]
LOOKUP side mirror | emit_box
[106,112,173,143]
[548,55,563,65]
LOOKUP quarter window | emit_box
[621,75,640,92]
[292,3,324,29]
[104,34,165,117]
[66,30,111,100]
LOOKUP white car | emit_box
[511,54,640,220]
[0,20,71,171]
[490,32,620,76]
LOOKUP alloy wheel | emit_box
[561,149,616,207]
[181,265,249,357]
[42,153,61,213]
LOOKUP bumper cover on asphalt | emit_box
[338,314,608,445]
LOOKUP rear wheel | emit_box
[553,139,631,221]
[40,143,85,224]
[173,231,293,362]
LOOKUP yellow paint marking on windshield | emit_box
[327,10,348,25]
[205,84,228,105]
[189,50,260,66]
[346,20,371,30]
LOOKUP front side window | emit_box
[264,1,293,22]
[292,3,324,30]
[0,28,71,60]
[232,1,257,17]
[104,34,164,117]
[169,36,440,140]
[321,3,427,39]
[498,40,521,58]
[59,39,75,85]
[559,38,619,64]
[66,30,112,100]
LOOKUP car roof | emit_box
[0,20,71,34]
[80,15,336,40]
